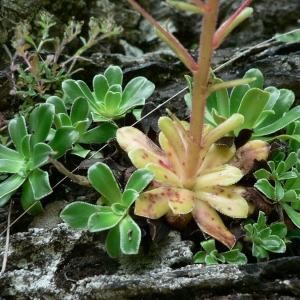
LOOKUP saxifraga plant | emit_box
[0,103,78,214]
[60,163,154,257]
[61,65,155,122]
[116,0,271,249]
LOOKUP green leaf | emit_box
[21,179,44,215]
[62,79,86,101]
[235,88,270,134]
[21,135,31,158]
[119,215,141,255]
[254,168,271,180]
[111,203,127,216]
[275,181,284,201]
[70,144,90,158]
[103,91,122,116]
[88,211,122,231]
[121,189,139,209]
[256,211,267,231]
[28,168,52,200]
[229,84,250,115]
[262,236,286,253]
[193,251,206,263]
[252,244,269,261]
[60,202,103,228]
[0,174,26,206]
[32,143,52,169]
[125,168,154,193]
[270,223,287,239]
[48,127,79,159]
[205,255,218,264]
[88,162,122,204]
[121,77,155,107]
[104,65,123,86]
[223,249,247,265]
[284,152,298,172]
[282,203,300,228]
[0,144,22,161]
[46,96,67,114]
[256,89,294,130]
[70,97,90,125]
[0,159,24,173]
[255,179,275,200]
[200,239,216,254]
[106,225,122,258]
[253,105,300,137]
[79,122,117,144]
[93,74,109,102]
[74,120,90,137]
[8,116,27,156]
[213,78,230,118]
[244,68,264,89]
[30,103,55,145]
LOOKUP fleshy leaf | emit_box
[28,168,52,200]
[198,144,236,174]
[195,186,248,218]
[8,116,27,156]
[159,131,182,178]
[129,148,170,170]
[121,189,139,209]
[93,74,109,102]
[119,215,141,255]
[88,211,122,231]
[117,127,168,165]
[167,187,195,214]
[20,179,44,215]
[79,122,117,144]
[60,202,104,228]
[192,199,236,249]
[146,163,183,187]
[135,187,171,218]
[0,174,26,206]
[125,168,154,193]
[30,103,54,145]
[194,165,243,189]
[0,144,22,161]
[106,225,122,258]
[88,162,122,204]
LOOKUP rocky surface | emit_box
[1,0,300,298]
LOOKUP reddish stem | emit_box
[191,0,212,13]
[189,0,220,147]
[127,0,197,71]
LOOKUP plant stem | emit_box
[189,0,220,147]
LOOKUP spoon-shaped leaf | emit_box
[88,162,122,204]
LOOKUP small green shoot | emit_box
[243,211,287,262]
[193,239,247,265]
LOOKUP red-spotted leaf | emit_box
[194,186,248,218]
[135,187,171,218]
[192,199,236,249]
[146,163,182,187]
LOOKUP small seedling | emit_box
[193,239,247,265]
[243,211,287,262]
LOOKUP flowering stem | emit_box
[189,0,220,147]
[127,0,197,71]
